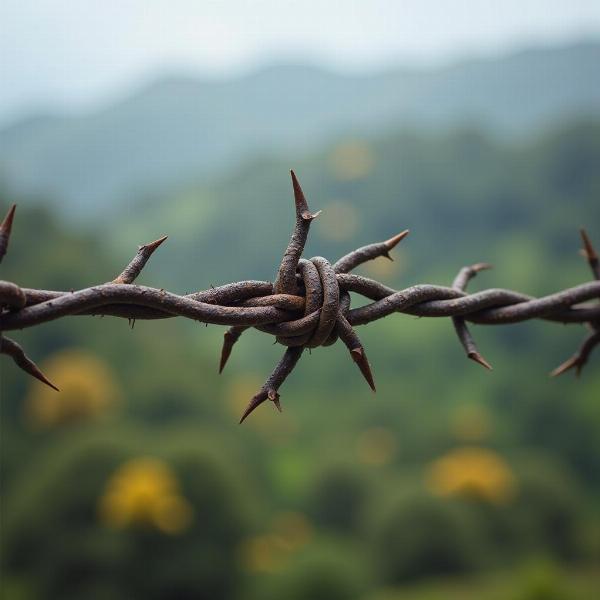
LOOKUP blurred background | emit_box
[1,2,600,598]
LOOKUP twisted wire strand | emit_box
[1,172,599,422]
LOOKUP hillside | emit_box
[1,41,599,216]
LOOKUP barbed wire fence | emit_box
[1,171,599,422]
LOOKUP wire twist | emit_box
[1,172,599,422]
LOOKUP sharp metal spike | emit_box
[471,262,493,273]
[0,204,17,262]
[580,228,599,280]
[219,332,234,374]
[268,389,282,412]
[350,347,377,392]
[550,355,578,378]
[239,392,267,424]
[0,204,16,236]
[218,327,246,374]
[384,229,410,251]
[143,235,169,253]
[113,234,169,284]
[290,169,308,212]
[0,337,59,391]
[580,229,598,261]
[468,351,493,371]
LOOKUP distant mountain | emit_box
[1,41,599,216]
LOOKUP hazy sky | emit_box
[1,0,599,123]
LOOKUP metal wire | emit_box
[1,172,599,421]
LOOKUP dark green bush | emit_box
[372,489,488,583]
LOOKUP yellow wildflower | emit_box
[99,457,193,534]
[426,446,516,504]
[25,349,120,427]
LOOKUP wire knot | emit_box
[273,257,340,348]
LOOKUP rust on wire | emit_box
[112,235,168,284]
[1,173,599,421]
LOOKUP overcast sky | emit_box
[1,0,599,124]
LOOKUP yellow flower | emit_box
[426,447,516,504]
[25,349,120,427]
[99,457,193,534]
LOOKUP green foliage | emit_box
[509,458,584,560]
[253,541,370,600]
[2,426,258,599]
[307,462,372,535]
[511,562,572,600]
[372,490,488,582]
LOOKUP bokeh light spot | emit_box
[329,140,375,181]
[317,201,359,242]
[426,446,517,504]
[25,349,121,428]
[356,427,397,466]
[99,457,193,535]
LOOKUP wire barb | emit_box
[239,346,303,423]
[0,336,59,391]
[550,330,600,377]
[336,312,376,391]
[333,229,409,273]
[113,235,168,284]
[219,326,248,373]
[273,171,320,295]
[580,229,599,281]
[0,204,17,264]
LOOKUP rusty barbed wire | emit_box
[1,172,599,422]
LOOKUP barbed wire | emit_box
[1,171,599,422]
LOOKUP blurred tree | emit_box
[307,463,371,535]
[1,428,259,599]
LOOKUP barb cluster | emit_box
[1,172,599,422]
